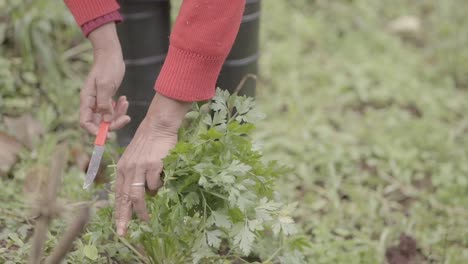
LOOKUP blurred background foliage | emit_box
[1,0,467,263]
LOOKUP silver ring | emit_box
[130,182,145,187]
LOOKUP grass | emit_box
[1,0,468,263]
[256,0,468,263]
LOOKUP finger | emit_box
[92,113,115,139]
[114,96,129,117]
[109,115,131,131]
[146,163,163,192]
[91,102,129,134]
[95,80,115,122]
[92,113,113,140]
[94,96,124,125]
[80,119,99,135]
[114,165,125,234]
[114,166,123,222]
[109,96,131,130]
[116,196,132,236]
[115,166,132,236]
[115,164,124,198]
[80,87,99,135]
[92,112,102,127]
[130,167,150,222]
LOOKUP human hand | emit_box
[80,23,129,135]
[115,93,192,236]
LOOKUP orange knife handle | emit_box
[95,122,110,146]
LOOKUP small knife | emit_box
[83,122,110,189]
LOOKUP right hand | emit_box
[80,23,130,135]
[114,94,192,236]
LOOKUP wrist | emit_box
[89,23,122,57]
[143,93,192,134]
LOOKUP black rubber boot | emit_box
[217,0,261,97]
[116,0,171,147]
[115,0,260,146]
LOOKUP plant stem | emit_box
[262,246,284,263]
[109,227,149,264]
[203,190,228,201]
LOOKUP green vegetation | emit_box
[1,0,467,263]
[130,90,308,263]
[256,1,468,263]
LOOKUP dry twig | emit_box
[45,205,90,264]
[29,143,91,264]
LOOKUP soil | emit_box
[386,234,427,264]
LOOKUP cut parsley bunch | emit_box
[130,89,308,264]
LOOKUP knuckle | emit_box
[130,194,140,203]
[117,166,124,176]
[79,121,86,129]
[117,161,127,173]
[142,160,154,168]
[79,87,88,96]
[97,102,110,110]
[95,78,111,87]
[117,193,130,203]
[97,80,116,92]
[155,161,164,170]
[79,121,89,131]
[148,160,161,170]
[119,163,135,174]
[125,162,136,172]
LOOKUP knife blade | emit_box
[83,122,110,189]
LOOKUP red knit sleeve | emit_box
[155,0,246,102]
[81,11,123,37]
[64,0,120,26]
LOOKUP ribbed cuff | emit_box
[155,45,225,102]
[64,0,120,26]
[82,11,123,37]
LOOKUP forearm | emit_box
[155,0,246,102]
[88,23,122,56]
[82,11,122,37]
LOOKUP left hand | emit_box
[80,22,129,135]
[114,93,192,236]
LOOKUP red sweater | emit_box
[64,0,245,102]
